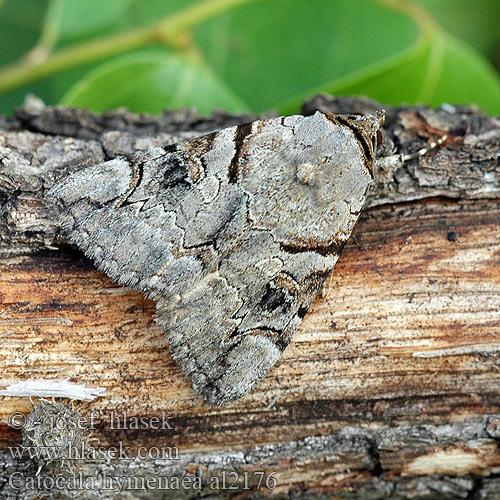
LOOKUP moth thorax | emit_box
[296,163,318,185]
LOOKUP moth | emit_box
[44,110,385,405]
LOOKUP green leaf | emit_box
[2,0,500,116]
[120,0,201,26]
[0,0,48,65]
[422,33,500,113]
[57,0,131,40]
[279,30,500,115]
[413,0,500,59]
[194,0,420,112]
[0,0,50,113]
[60,51,249,114]
[193,0,500,115]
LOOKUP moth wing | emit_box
[44,131,247,299]
[155,112,379,404]
[44,111,381,405]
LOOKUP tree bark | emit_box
[0,95,499,499]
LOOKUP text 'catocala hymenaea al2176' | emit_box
[44,110,385,405]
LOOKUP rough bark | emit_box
[0,95,499,499]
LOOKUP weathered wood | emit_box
[0,95,499,499]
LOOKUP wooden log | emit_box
[0,95,499,499]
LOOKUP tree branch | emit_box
[0,95,499,499]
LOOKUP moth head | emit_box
[320,110,385,178]
[361,110,385,156]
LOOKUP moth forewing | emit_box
[44,110,385,405]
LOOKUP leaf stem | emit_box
[377,0,439,38]
[24,0,64,64]
[0,0,254,94]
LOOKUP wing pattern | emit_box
[45,110,384,404]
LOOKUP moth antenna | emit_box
[375,133,448,174]
[400,134,448,162]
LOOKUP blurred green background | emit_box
[0,0,499,116]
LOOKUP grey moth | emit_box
[44,110,385,405]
